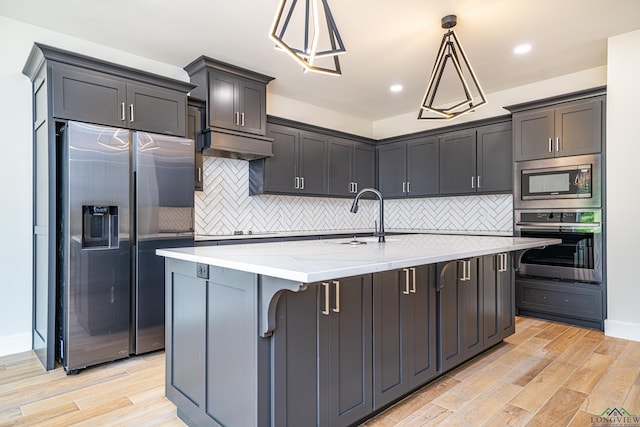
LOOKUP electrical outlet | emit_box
[196,263,209,279]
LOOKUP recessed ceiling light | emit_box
[390,84,403,93]
[514,44,532,55]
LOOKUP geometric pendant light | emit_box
[269,0,346,76]
[418,15,487,120]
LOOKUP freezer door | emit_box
[62,122,131,372]
[133,131,194,354]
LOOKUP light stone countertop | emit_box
[158,234,559,283]
[194,228,512,241]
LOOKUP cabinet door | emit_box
[513,108,555,161]
[378,143,407,198]
[407,137,439,196]
[327,137,354,197]
[188,101,205,191]
[272,286,320,427]
[239,79,267,136]
[264,124,298,193]
[353,143,376,193]
[51,65,127,128]
[208,70,240,131]
[439,130,477,195]
[498,254,515,339]
[459,258,483,359]
[321,276,373,427]
[127,82,186,136]
[438,259,481,372]
[438,261,463,372]
[373,269,406,407]
[555,97,603,157]
[299,131,327,195]
[407,265,438,388]
[477,122,513,193]
[373,267,436,410]
[481,254,503,348]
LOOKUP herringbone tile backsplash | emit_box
[195,157,513,235]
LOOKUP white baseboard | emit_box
[605,319,640,342]
[0,333,31,357]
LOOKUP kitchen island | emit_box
[157,234,560,427]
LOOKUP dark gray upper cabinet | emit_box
[353,143,376,193]
[439,122,512,195]
[51,65,126,128]
[50,62,190,136]
[378,143,408,198]
[184,56,274,138]
[250,123,327,195]
[256,123,298,194]
[378,137,439,198]
[482,253,515,349]
[327,137,376,197]
[299,131,328,195]
[372,265,437,409]
[408,138,440,196]
[327,137,353,197]
[512,95,604,161]
[439,130,477,195]
[251,119,376,197]
[476,122,513,193]
[188,98,206,191]
[207,70,267,136]
[273,275,373,427]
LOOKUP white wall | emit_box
[373,66,607,139]
[604,29,640,342]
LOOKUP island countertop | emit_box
[157,234,560,283]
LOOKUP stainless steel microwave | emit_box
[514,154,601,209]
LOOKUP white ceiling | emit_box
[2,0,640,122]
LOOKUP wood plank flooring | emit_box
[0,317,638,426]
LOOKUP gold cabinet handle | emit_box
[322,282,330,315]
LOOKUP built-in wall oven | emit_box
[514,209,603,284]
[514,153,604,285]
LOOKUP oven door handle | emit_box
[516,222,601,228]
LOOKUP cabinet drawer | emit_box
[516,279,603,321]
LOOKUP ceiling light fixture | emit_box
[514,44,532,55]
[269,0,346,76]
[390,84,403,93]
[418,14,487,120]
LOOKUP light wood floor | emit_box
[0,317,638,426]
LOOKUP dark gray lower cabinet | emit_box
[164,256,515,427]
[273,275,373,427]
[372,266,437,409]
[482,253,516,348]
[438,256,515,373]
[516,277,604,330]
[437,258,483,372]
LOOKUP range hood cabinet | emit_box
[201,128,273,160]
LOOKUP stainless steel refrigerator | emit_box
[58,121,194,373]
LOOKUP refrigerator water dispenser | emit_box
[82,205,119,249]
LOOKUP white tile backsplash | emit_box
[195,157,513,235]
